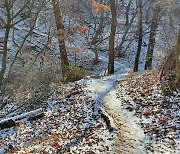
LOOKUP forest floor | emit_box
[82,74,145,154]
[0,69,179,153]
[83,70,179,154]
[0,52,180,153]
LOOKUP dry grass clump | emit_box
[63,65,90,82]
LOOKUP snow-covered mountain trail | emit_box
[81,74,147,154]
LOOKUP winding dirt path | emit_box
[102,88,145,154]
[84,74,146,154]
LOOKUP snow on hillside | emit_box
[116,70,180,154]
[0,69,179,153]
[0,0,180,153]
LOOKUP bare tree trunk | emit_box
[176,30,180,89]
[93,47,99,64]
[108,0,117,74]
[91,8,104,64]
[144,0,160,70]
[116,6,138,57]
[52,0,69,72]
[145,0,154,24]
[133,0,143,72]
[0,1,11,86]
[125,0,132,25]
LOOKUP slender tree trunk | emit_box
[145,0,160,70]
[176,30,180,89]
[108,0,117,74]
[0,1,11,86]
[91,7,104,64]
[145,0,154,24]
[133,0,143,72]
[52,0,69,72]
[93,46,99,64]
[125,0,132,25]
[116,5,138,57]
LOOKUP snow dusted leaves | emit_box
[0,83,115,153]
[116,70,180,153]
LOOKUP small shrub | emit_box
[64,65,90,82]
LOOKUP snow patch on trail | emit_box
[81,74,147,153]
[81,71,179,154]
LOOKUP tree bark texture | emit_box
[52,0,69,71]
[108,0,117,74]
[176,30,180,89]
[0,1,11,86]
[125,0,132,25]
[145,0,160,70]
[133,0,143,72]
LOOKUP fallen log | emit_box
[0,108,44,129]
[0,119,16,129]
[28,112,44,121]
